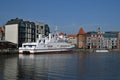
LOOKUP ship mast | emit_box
[54,26,59,36]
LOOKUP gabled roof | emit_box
[77,27,86,35]
[59,32,64,36]
[67,34,77,39]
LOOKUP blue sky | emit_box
[0,0,120,34]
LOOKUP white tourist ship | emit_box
[19,29,75,54]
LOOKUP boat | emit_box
[19,30,75,54]
[95,49,109,52]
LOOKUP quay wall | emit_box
[74,48,120,52]
[0,49,18,54]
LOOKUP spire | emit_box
[97,27,101,34]
[77,27,86,35]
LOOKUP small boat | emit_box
[19,30,75,54]
[95,49,109,52]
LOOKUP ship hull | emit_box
[19,48,73,54]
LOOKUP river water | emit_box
[0,51,120,80]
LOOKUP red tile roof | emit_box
[0,27,5,32]
[67,34,77,39]
[59,32,64,36]
[77,27,86,35]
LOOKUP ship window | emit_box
[61,45,67,47]
[24,45,36,47]
[48,45,53,47]
[41,26,43,29]
[39,40,41,43]
[29,45,32,47]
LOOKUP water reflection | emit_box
[18,52,120,80]
[78,52,120,80]
[1,51,120,80]
[78,52,86,80]
[0,55,18,80]
[18,53,79,80]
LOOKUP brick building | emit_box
[77,27,86,48]
[0,27,5,40]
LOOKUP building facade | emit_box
[5,18,50,47]
[86,31,104,49]
[5,24,19,44]
[104,32,118,49]
[34,22,50,39]
[118,32,120,49]
[85,28,118,49]
[67,34,77,46]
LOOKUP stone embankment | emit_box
[74,48,120,53]
[0,49,18,54]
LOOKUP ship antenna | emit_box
[55,26,59,32]
[55,26,59,33]
[54,26,59,36]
